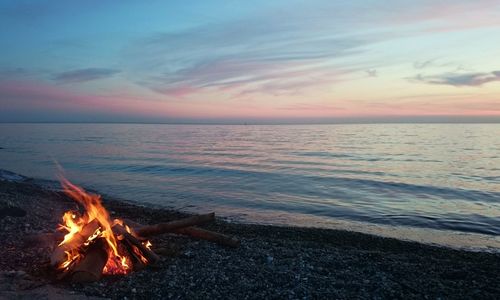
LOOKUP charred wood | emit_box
[50,219,101,268]
[71,238,108,283]
[113,224,160,264]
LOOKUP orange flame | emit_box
[57,177,134,275]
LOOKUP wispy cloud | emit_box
[126,1,500,99]
[0,67,40,79]
[412,59,466,71]
[413,59,436,69]
[365,69,377,77]
[128,16,380,97]
[410,71,500,87]
[123,1,425,99]
[0,80,172,121]
[52,68,120,84]
[278,103,345,112]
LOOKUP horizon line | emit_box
[1,121,500,125]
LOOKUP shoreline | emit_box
[1,171,500,298]
[4,169,500,253]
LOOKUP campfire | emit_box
[49,177,239,282]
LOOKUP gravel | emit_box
[1,175,499,299]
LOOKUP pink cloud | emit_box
[0,80,172,118]
[151,85,202,98]
[1,79,498,121]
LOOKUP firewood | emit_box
[134,213,215,237]
[123,218,240,248]
[50,219,101,268]
[174,227,240,248]
[71,238,109,283]
[113,224,160,264]
[122,239,147,270]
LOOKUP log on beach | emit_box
[124,217,240,248]
[135,213,215,237]
[174,227,240,248]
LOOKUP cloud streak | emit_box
[52,68,120,84]
[0,80,170,120]
[127,0,500,99]
[410,71,500,87]
[128,16,380,97]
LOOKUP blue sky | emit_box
[0,0,499,123]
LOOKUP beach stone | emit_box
[266,255,274,264]
[1,174,500,299]
[0,200,26,218]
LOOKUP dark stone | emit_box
[442,270,468,280]
[0,206,27,218]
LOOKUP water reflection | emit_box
[0,123,499,248]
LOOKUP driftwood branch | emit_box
[174,227,240,248]
[134,213,215,237]
[124,217,240,248]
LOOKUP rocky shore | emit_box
[1,171,499,299]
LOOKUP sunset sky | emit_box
[1,0,499,123]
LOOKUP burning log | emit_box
[50,219,101,268]
[70,238,109,283]
[113,224,160,265]
[49,175,239,282]
[122,239,147,270]
[134,213,215,237]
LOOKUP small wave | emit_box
[111,163,500,204]
[292,151,353,158]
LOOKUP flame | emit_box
[56,176,149,275]
[58,211,83,246]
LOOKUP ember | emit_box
[50,177,239,282]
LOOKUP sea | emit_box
[0,123,499,250]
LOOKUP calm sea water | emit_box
[1,123,499,249]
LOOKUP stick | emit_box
[134,213,215,237]
[50,219,101,268]
[123,218,240,248]
[174,227,240,248]
[113,224,160,264]
[71,238,108,283]
[121,239,147,271]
